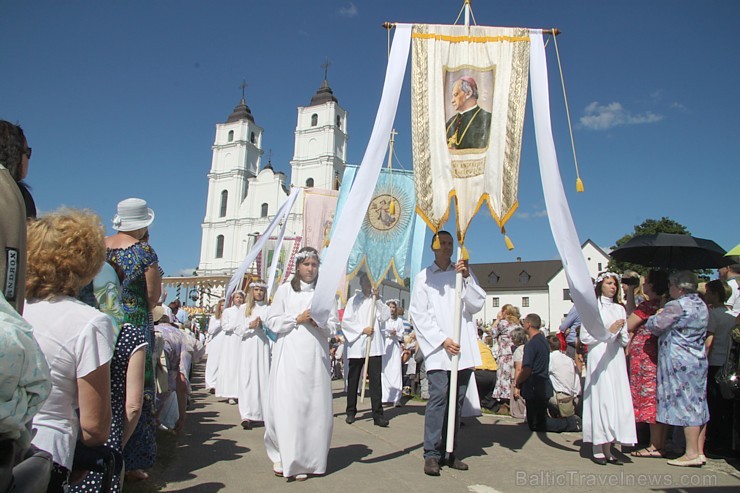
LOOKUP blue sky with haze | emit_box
[2,1,738,277]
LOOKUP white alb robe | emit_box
[381,317,404,404]
[264,281,339,477]
[581,296,636,446]
[409,262,485,371]
[216,305,243,399]
[342,292,391,359]
[205,315,223,390]
[236,302,271,421]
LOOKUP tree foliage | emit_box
[607,217,691,275]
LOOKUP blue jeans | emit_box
[423,369,472,460]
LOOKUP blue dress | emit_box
[107,242,158,470]
[646,293,709,427]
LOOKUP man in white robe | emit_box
[342,273,391,427]
[409,231,485,476]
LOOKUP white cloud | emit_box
[517,208,548,220]
[338,2,358,17]
[670,101,690,112]
[579,101,663,130]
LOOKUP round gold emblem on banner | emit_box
[367,194,400,231]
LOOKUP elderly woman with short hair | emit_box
[645,271,709,467]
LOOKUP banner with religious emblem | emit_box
[255,235,302,296]
[302,188,339,253]
[410,24,530,244]
[332,165,417,288]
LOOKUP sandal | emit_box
[630,448,663,458]
[294,474,308,481]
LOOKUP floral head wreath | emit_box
[594,271,619,286]
[386,299,400,306]
[295,250,319,264]
[234,290,247,297]
[249,281,268,289]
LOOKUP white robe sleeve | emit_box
[316,300,339,339]
[409,272,447,354]
[266,286,299,335]
[375,300,391,324]
[207,316,222,336]
[341,296,366,344]
[461,277,486,316]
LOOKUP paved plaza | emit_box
[124,364,740,493]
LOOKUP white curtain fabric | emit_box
[529,31,606,340]
[225,187,302,305]
[311,24,412,326]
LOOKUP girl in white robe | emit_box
[581,272,636,464]
[236,280,271,429]
[205,299,225,392]
[264,247,339,481]
[381,300,404,406]
[216,291,245,402]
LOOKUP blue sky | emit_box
[2,1,738,277]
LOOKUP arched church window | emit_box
[336,115,341,128]
[219,190,228,217]
[261,203,268,217]
[227,130,234,142]
[250,132,256,144]
[215,235,224,259]
[305,178,314,188]
[311,114,318,127]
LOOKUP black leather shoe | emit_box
[241,420,252,430]
[445,456,469,471]
[606,458,624,466]
[591,457,607,466]
[345,414,356,424]
[373,417,389,428]
[424,457,440,476]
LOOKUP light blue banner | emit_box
[330,166,417,287]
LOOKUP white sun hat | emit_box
[112,198,155,231]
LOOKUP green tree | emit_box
[607,217,690,275]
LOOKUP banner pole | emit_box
[360,293,377,403]
[445,246,463,453]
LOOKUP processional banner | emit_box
[302,188,339,253]
[255,235,302,295]
[411,25,530,242]
[335,166,417,288]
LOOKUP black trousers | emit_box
[474,369,497,409]
[346,356,383,419]
[524,378,550,432]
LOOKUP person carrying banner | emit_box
[236,280,270,430]
[342,272,391,427]
[264,247,339,481]
[409,231,485,476]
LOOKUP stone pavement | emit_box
[124,364,740,493]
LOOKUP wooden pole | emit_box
[382,21,560,36]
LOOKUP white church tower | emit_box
[198,95,263,274]
[197,74,348,278]
[290,78,347,191]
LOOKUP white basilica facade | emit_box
[197,80,348,276]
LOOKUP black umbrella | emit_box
[609,233,733,270]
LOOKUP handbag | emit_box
[554,392,576,417]
[715,326,740,400]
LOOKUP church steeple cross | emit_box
[240,80,248,100]
[321,58,331,81]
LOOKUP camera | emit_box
[621,276,639,286]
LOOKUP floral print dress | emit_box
[491,319,520,400]
[645,293,709,427]
[107,242,158,470]
[629,299,660,423]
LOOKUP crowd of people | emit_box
[2,118,739,491]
